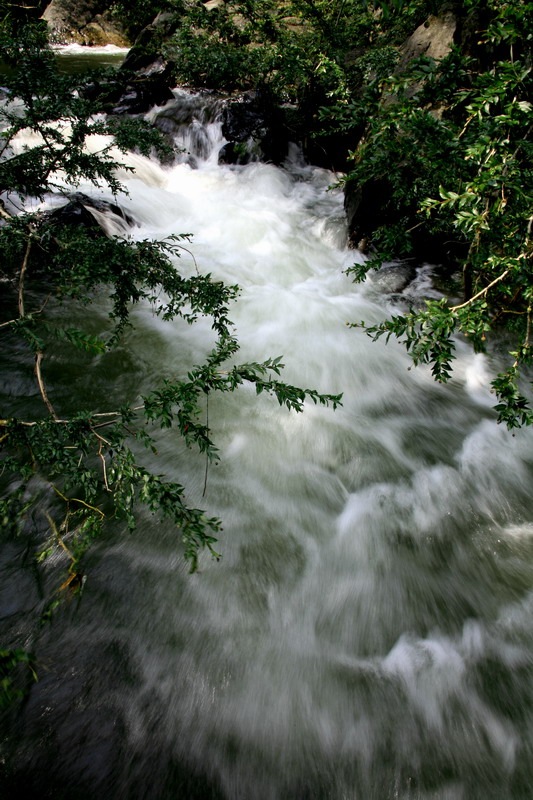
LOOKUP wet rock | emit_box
[48,192,136,235]
[120,12,179,72]
[370,262,418,294]
[344,177,390,250]
[112,61,176,115]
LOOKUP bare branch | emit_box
[34,350,58,419]
[18,235,32,318]
[0,319,19,330]
[176,243,200,275]
[45,511,75,563]
[0,403,146,429]
[0,203,13,221]
[451,269,510,312]
[52,485,105,517]
[92,431,112,491]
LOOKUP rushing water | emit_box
[2,87,533,800]
[53,43,128,73]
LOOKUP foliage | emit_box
[342,0,533,428]
[109,0,181,40]
[164,0,396,100]
[159,0,532,429]
[0,11,341,689]
[0,648,37,709]
[105,0,433,116]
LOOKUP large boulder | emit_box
[41,0,129,46]
[77,13,181,115]
[99,12,183,114]
[398,11,457,67]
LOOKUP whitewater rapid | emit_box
[2,90,533,800]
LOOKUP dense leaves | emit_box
[341,1,532,427]
[0,7,341,692]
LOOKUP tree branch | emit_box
[34,350,58,419]
[451,269,510,312]
[0,203,13,221]
[18,235,32,318]
[52,485,105,517]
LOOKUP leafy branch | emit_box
[0,12,342,678]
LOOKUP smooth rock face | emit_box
[398,12,457,67]
[41,0,129,45]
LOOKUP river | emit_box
[2,76,533,800]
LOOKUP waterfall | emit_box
[2,87,533,800]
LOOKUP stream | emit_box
[2,77,533,800]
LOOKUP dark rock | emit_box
[48,193,136,236]
[221,91,309,165]
[344,175,469,266]
[369,262,418,294]
[104,12,183,114]
[221,91,285,164]
[344,176,392,249]
[114,62,176,114]
[219,141,255,165]
[221,93,269,143]
[120,13,180,73]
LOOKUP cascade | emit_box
[2,85,533,800]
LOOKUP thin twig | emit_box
[457,114,475,140]
[18,235,32,318]
[512,302,532,369]
[335,0,347,25]
[96,438,111,491]
[92,429,113,492]
[45,512,75,563]
[34,350,58,419]
[0,293,51,330]
[451,269,510,312]
[0,403,146,429]
[0,318,19,330]
[405,220,424,234]
[203,392,209,498]
[90,428,112,446]
[52,485,105,517]
[176,244,201,275]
